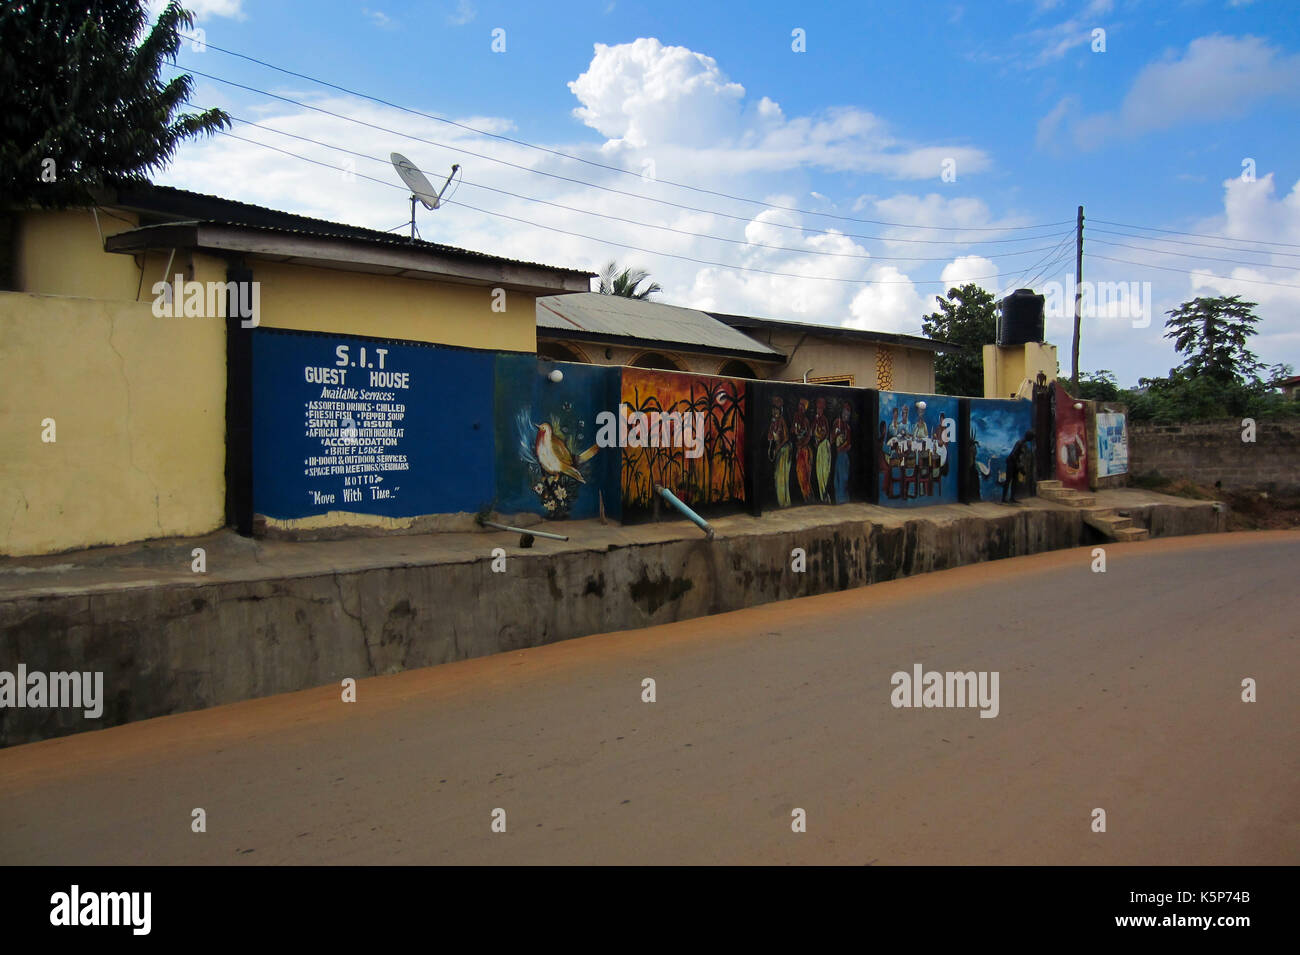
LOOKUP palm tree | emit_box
[598,260,662,300]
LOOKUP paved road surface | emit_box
[2,532,1297,864]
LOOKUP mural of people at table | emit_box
[831,402,853,503]
[877,392,958,508]
[793,398,813,502]
[767,396,792,507]
[813,397,832,502]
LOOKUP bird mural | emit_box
[535,421,598,482]
[516,409,599,489]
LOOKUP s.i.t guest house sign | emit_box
[251,329,495,521]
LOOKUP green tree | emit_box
[921,283,997,396]
[1076,369,1121,402]
[598,260,661,300]
[1163,295,1264,386]
[0,1,230,208]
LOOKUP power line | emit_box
[1092,218,1300,250]
[173,65,1068,248]
[1090,237,1300,271]
[1090,227,1300,259]
[213,130,1015,287]
[1005,232,1075,290]
[173,35,1071,233]
[1088,253,1300,290]
[223,116,1070,263]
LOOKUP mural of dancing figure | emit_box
[767,397,792,508]
[793,398,813,502]
[813,397,831,502]
[832,402,853,503]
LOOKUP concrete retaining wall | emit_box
[0,498,1222,747]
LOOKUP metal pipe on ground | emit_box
[479,519,569,542]
[655,486,715,540]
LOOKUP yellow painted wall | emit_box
[540,332,937,392]
[17,208,142,300]
[252,261,537,352]
[0,292,226,556]
[14,208,227,305]
[15,210,537,351]
[983,342,1058,398]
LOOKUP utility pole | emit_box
[1071,204,1083,392]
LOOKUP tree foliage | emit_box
[0,1,230,207]
[1114,296,1298,422]
[921,283,997,396]
[1163,295,1263,385]
[597,260,661,300]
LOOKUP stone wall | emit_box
[1129,418,1300,493]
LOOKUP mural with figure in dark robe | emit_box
[750,382,866,511]
[964,398,1036,502]
[876,392,959,508]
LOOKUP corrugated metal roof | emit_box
[708,311,959,352]
[109,184,595,278]
[538,293,781,357]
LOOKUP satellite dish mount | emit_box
[390,153,459,239]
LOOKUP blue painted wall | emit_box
[876,391,960,508]
[252,329,496,521]
[494,355,622,521]
[966,398,1035,502]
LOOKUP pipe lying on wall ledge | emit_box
[655,485,715,539]
[480,519,570,541]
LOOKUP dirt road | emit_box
[2,532,1296,864]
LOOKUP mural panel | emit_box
[1095,412,1129,477]
[752,382,866,510]
[1053,382,1089,491]
[876,391,959,508]
[620,369,746,515]
[494,355,621,521]
[964,398,1035,503]
[252,329,495,520]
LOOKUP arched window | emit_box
[717,359,757,379]
[537,340,588,363]
[629,351,684,371]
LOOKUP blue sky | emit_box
[156,0,1300,386]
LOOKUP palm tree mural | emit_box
[598,260,662,300]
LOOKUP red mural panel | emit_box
[620,369,746,512]
[1054,382,1089,491]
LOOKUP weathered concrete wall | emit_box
[0,498,1221,747]
[1130,418,1300,493]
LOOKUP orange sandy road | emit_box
[1,532,1297,865]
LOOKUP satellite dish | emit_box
[391,152,440,210]
[389,153,460,238]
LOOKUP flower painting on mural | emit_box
[516,405,598,517]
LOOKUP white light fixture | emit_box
[916,401,927,412]
[1073,402,1083,410]
[548,369,564,383]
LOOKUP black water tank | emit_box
[998,289,1045,345]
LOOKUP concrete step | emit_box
[1088,515,1133,531]
[1037,480,1063,490]
[1084,508,1147,541]
[1041,487,1096,507]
